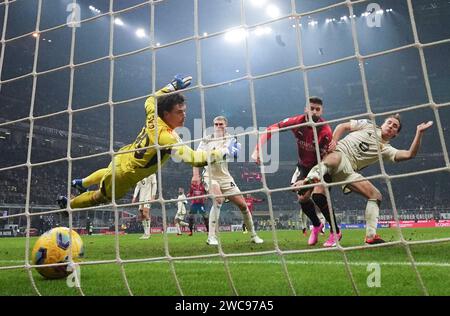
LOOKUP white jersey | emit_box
[336,119,399,171]
[198,133,233,181]
[176,193,188,216]
[133,174,157,203]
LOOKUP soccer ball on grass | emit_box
[31,227,84,279]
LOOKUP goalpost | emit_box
[0,0,449,296]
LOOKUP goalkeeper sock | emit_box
[300,200,321,227]
[242,208,256,236]
[312,193,340,234]
[365,199,380,238]
[208,203,222,238]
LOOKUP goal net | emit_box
[0,0,449,296]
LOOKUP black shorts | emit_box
[291,165,332,195]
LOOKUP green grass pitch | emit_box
[0,227,449,296]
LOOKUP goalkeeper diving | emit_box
[58,75,238,210]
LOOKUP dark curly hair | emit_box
[157,93,185,119]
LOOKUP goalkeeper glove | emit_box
[225,138,241,159]
[165,74,192,92]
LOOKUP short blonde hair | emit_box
[213,116,228,125]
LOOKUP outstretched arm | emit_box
[332,122,352,142]
[252,116,305,164]
[144,75,192,118]
[173,137,240,168]
[132,184,140,203]
[251,124,279,165]
[395,121,433,162]
[172,144,228,168]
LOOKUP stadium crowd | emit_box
[1,114,449,231]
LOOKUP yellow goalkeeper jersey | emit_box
[119,87,223,174]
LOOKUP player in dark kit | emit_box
[187,181,209,235]
[252,97,339,247]
[242,194,264,233]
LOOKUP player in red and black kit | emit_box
[242,194,264,233]
[252,97,340,246]
[187,181,209,235]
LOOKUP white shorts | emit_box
[203,176,241,197]
[333,152,365,194]
[175,211,187,221]
[138,183,157,209]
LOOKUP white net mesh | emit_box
[0,0,449,296]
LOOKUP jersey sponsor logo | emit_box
[359,141,370,152]
[297,139,315,151]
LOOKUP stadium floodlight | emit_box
[224,28,247,43]
[114,18,124,26]
[340,16,348,21]
[376,9,384,15]
[89,5,101,14]
[135,28,146,38]
[361,12,370,17]
[156,42,161,47]
[32,32,39,38]
[308,20,318,27]
[266,4,280,18]
[250,0,268,8]
[203,32,208,36]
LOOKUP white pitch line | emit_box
[2,260,449,268]
[171,260,450,268]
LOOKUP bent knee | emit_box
[94,191,109,204]
[238,203,248,212]
[370,189,382,202]
[324,152,341,168]
[298,194,310,203]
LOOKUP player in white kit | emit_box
[297,114,433,245]
[192,116,264,246]
[174,187,189,235]
[132,174,157,239]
